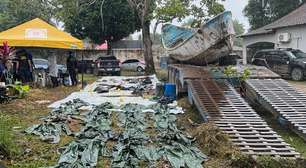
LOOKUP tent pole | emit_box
[81,50,84,89]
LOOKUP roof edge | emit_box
[240,2,306,38]
[239,30,274,38]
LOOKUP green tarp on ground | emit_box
[26,101,207,167]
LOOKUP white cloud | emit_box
[221,0,250,30]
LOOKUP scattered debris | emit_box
[49,75,159,108]
[154,105,207,168]
[25,122,71,144]
[48,92,157,108]
[53,138,105,168]
[191,123,238,157]
[91,75,158,92]
[0,86,9,104]
[111,104,150,167]
[25,99,88,143]
[52,102,114,167]
[110,104,207,168]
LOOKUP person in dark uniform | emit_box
[66,51,78,86]
[27,52,34,82]
[0,59,5,82]
[16,49,33,83]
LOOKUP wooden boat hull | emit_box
[162,11,235,65]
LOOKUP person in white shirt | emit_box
[48,51,58,87]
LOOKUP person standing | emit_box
[66,51,78,86]
[27,51,35,82]
[0,59,5,82]
[48,51,59,87]
[16,49,33,84]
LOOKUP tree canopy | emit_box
[233,19,245,47]
[154,0,225,30]
[56,0,141,44]
[244,0,305,30]
[0,0,56,32]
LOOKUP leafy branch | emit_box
[223,66,251,86]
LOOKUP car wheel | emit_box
[137,66,144,72]
[291,68,304,81]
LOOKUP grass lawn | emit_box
[78,73,100,84]
[0,74,99,167]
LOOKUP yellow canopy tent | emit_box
[0,18,83,49]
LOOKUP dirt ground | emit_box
[287,80,306,94]
[0,88,78,167]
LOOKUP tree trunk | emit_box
[142,21,155,75]
[107,40,112,55]
[152,20,160,41]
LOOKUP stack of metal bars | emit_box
[188,79,300,158]
[245,79,306,141]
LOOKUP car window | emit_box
[286,51,296,59]
[123,60,139,64]
[254,52,264,59]
[264,51,274,60]
[279,52,289,60]
[252,52,267,66]
[34,59,48,65]
[99,56,117,60]
[131,59,139,63]
[291,50,306,59]
[122,60,132,64]
[263,52,273,60]
[269,51,281,60]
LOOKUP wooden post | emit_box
[81,50,84,89]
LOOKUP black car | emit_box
[252,49,306,81]
[94,55,121,76]
[77,60,95,74]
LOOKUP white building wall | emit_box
[242,24,306,64]
[276,25,306,52]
